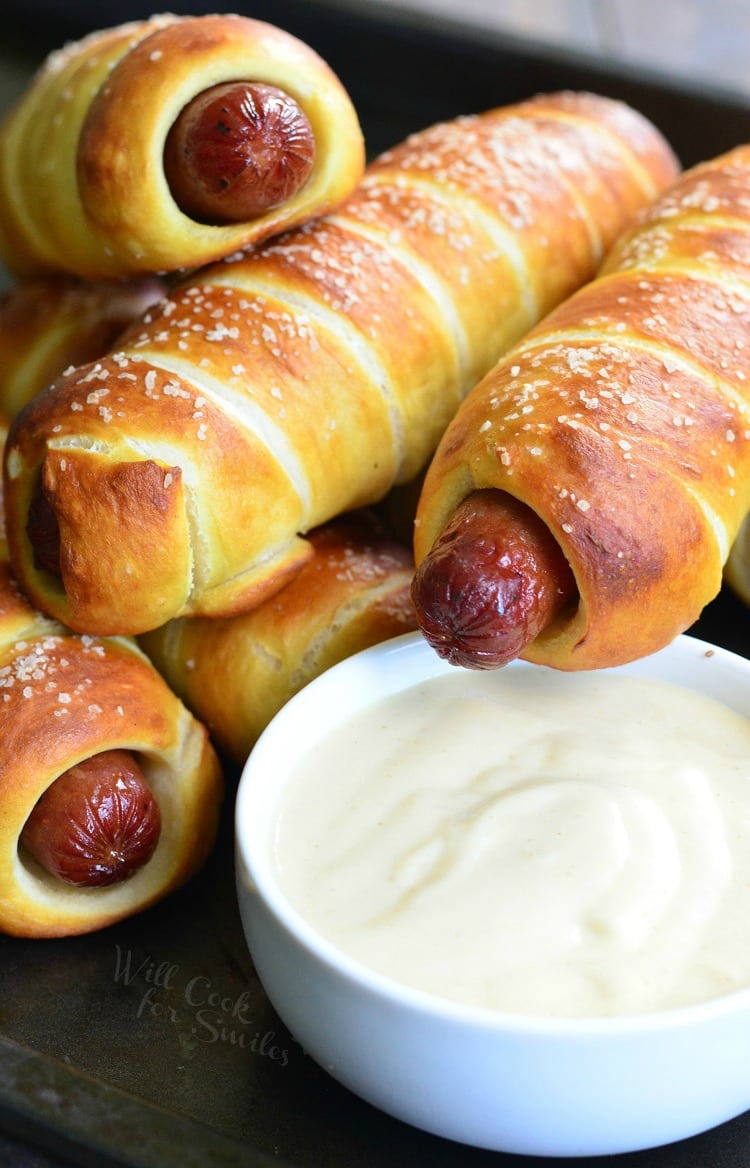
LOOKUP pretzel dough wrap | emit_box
[4,92,678,635]
[0,277,165,419]
[140,514,417,762]
[0,14,364,279]
[414,145,750,670]
[0,560,222,937]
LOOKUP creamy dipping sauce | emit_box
[272,667,750,1018]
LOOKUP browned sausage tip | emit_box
[21,749,161,887]
[412,490,577,668]
[163,81,316,224]
[26,476,61,577]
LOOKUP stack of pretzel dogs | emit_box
[4,85,678,634]
[6,10,750,938]
[0,406,222,937]
[0,11,368,937]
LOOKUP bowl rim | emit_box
[235,629,750,1037]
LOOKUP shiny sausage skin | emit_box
[163,81,316,223]
[20,750,161,887]
[26,476,61,577]
[412,490,577,668]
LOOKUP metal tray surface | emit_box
[2,3,750,1166]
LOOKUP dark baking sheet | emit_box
[3,2,750,1166]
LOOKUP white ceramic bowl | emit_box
[235,631,750,1158]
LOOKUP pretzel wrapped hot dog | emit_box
[0,556,222,936]
[140,513,417,763]
[4,92,678,636]
[413,146,750,670]
[0,277,164,418]
[0,14,364,279]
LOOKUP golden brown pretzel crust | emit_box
[415,145,750,669]
[4,92,678,635]
[140,514,417,762]
[0,278,164,418]
[0,14,364,279]
[0,559,222,938]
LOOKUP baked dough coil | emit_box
[140,514,417,763]
[3,92,679,636]
[0,277,164,418]
[0,14,365,279]
[415,145,750,669]
[0,552,222,937]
